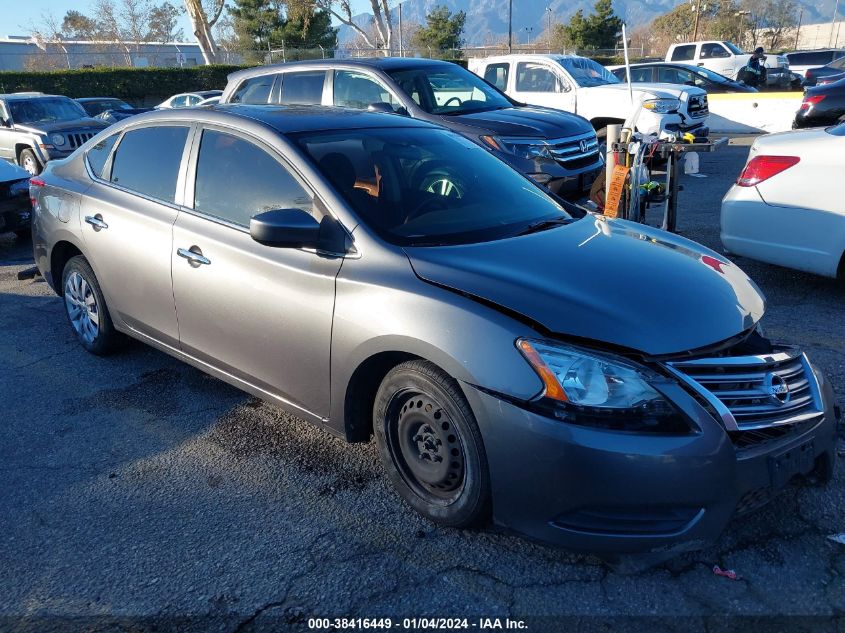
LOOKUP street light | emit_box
[546,6,553,52]
[525,26,534,46]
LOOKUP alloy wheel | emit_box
[64,271,100,344]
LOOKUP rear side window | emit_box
[279,71,326,105]
[484,63,510,90]
[86,133,119,179]
[671,45,696,62]
[193,129,314,227]
[628,67,653,82]
[231,75,275,104]
[110,126,188,202]
[790,51,834,66]
[515,62,559,92]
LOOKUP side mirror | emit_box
[367,102,397,114]
[250,208,320,248]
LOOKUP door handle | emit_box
[84,215,108,230]
[177,247,211,266]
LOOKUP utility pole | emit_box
[546,6,553,52]
[508,0,513,53]
[398,2,403,57]
[831,0,840,47]
[794,7,803,49]
[691,1,702,42]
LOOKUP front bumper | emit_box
[499,151,603,200]
[464,366,837,555]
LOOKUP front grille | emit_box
[729,418,816,451]
[666,346,823,432]
[67,132,95,149]
[687,94,709,118]
[547,134,600,169]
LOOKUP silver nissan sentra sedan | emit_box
[30,105,838,555]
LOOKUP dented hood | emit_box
[405,217,765,356]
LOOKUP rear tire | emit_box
[18,149,42,176]
[373,360,491,528]
[61,255,124,355]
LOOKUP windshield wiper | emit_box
[513,217,573,237]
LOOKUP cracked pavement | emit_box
[0,144,844,631]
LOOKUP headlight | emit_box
[50,133,66,147]
[642,98,681,114]
[480,135,551,160]
[517,338,691,433]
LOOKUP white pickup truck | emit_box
[468,54,710,141]
[666,41,792,89]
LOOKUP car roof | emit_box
[122,103,436,134]
[0,93,69,100]
[227,57,457,82]
[76,97,126,102]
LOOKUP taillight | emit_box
[799,94,825,110]
[29,177,45,207]
[736,155,800,187]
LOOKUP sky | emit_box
[4,0,374,39]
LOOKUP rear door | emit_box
[273,70,330,105]
[170,125,342,417]
[79,124,190,346]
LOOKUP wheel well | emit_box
[50,241,83,295]
[343,351,418,442]
[590,118,624,134]
[15,144,34,162]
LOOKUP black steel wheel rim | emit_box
[385,389,466,505]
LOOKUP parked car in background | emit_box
[0,93,108,175]
[609,62,757,93]
[30,105,837,554]
[666,41,791,89]
[786,49,845,78]
[157,90,223,109]
[468,54,709,143]
[802,56,845,86]
[77,97,150,125]
[793,78,845,128]
[0,159,30,239]
[222,58,603,199]
[722,122,845,278]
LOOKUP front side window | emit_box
[484,63,510,91]
[671,45,696,62]
[279,71,327,105]
[193,129,313,227]
[170,95,188,107]
[387,65,512,115]
[333,70,401,110]
[516,62,560,92]
[658,67,694,84]
[109,126,188,202]
[86,133,120,179]
[8,97,88,124]
[557,57,618,87]
[701,43,730,59]
[231,75,275,104]
[295,127,571,246]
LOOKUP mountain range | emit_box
[338,0,840,47]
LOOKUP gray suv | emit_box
[221,58,603,200]
[30,105,837,555]
[0,93,108,175]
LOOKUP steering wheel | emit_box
[442,96,463,107]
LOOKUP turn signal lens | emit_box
[516,339,568,402]
[736,155,800,187]
[479,135,502,151]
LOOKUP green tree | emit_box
[278,9,337,57]
[556,0,622,50]
[61,10,99,39]
[229,0,284,61]
[413,5,466,57]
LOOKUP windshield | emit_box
[387,65,512,115]
[724,42,744,54]
[81,99,132,115]
[557,57,620,87]
[295,127,571,246]
[9,97,88,124]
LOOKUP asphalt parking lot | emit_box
[1,143,844,632]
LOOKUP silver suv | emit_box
[0,93,108,175]
[30,105,838,555]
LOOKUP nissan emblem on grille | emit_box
[765,372,791,404]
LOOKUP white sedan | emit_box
[721,124,845,279]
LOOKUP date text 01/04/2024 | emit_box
[307,618,529,630]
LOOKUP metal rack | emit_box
[608,139,724,233]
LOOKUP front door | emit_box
[512,61,576,114]
[171,126,342,418]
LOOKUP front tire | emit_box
[374,360,491,528]
[19,148,42,176]
[61,255,124,355]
